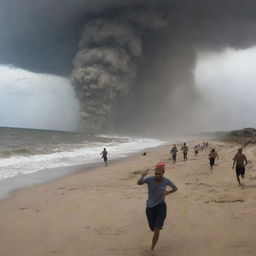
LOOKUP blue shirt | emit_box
[142,176,177,208]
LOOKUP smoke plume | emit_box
[1,1,256,135]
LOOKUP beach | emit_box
[0,139,256,256]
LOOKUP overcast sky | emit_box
[0,65,80,131]
[0,45,256,132]
[195,45,256,131]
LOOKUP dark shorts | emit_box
[172,154,177,160]
[236,165,245,176]
[103,156,107,162]
[209,158,215,166]
[146,202,167,231]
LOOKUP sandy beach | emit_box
[0,139,256,256]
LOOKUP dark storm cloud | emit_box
[1,0,256,134]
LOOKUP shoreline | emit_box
[0,144,169,201]
[1,139,256,256]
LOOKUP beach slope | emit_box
[0,140,256,256]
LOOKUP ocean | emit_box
[0,127,166,198]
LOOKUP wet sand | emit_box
[0,140,256,256]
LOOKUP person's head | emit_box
[155,162,165,181]
[104,148,106,150]
[211,149,215,152]
[238,148,243,153]
[184,143,186,146]
[174,144,176,147]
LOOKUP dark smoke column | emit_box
[71,9,169,132]
[71,18,142,131]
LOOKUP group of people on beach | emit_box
[170,143,189,162]
[170,142,248,186]
[101,142,248,255]
[170,141,209,163]
[138,143,248,254]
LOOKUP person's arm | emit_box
[164,186,177,196]
[137,169,149,185]
[164,181,178,196]
[232,154,237,169]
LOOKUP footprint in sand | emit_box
[205,199,244,204]
[94,226,125,236]
[140,249,154,256]
[18,207,29,211]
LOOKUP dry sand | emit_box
[0,139,256,256]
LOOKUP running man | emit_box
[170,144,178,163]
[232,148,248,186]
[194,144,199,157]
[181,143,188,161]
[100,148,108,166]
[208,149,218,169]
[137,162,177,254]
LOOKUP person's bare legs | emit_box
[236,175,241,186]
[151,228,160,253]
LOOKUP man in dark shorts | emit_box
[137,162,177,254]
[100,148,108,166]
[208,149,218,170]
[232,148,248,186]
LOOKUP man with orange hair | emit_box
[137,162,177,254]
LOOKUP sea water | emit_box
[0,127,166,181]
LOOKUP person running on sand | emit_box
[232,148,248,186]
[170,144,178,163]
[194,144,199,157]
[208,149,218,169]
[100,148,108,166]
[181,143,188,161]
[137,162,177,254]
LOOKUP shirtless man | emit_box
[232,148,248,186]
[100,148,108,166]
[208,149,218,170]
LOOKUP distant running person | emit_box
[194,145,199,157]
[137,162,177,254]
[170,144,178,163]
[100,148,108,166]
[208,149,218,169]
[232,148,248,186]
[181,143,188,161]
